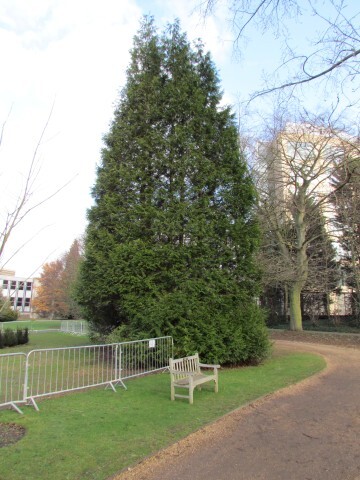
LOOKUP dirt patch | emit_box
[269,328,360,348]
[0,423,26,448]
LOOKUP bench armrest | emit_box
[199,363,220,369]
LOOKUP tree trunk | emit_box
[290,197,307,331]
[289,282,303,331]
[284,285,289,323]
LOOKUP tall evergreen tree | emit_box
[78,18,269,365]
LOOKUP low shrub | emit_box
[0,306,19,322]
[0,328,29,349]
[2,329,17,347]
[16,328,29,345]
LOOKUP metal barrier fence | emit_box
[120,337,173,381]
[0,353,27,414]
[26,343,123,411]
[60,320,89,335]
[0,336,173,413]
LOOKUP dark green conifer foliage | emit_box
[78,18,269,364]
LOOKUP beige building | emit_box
[259,123,350,227]
[0,270,38,317]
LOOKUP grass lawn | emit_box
[0,349,326,480]
[2,331,92,353]
[0,320,62,331]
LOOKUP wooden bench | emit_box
[169,353,220,404]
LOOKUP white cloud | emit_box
[0,0,143,276]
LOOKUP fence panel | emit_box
[120,336,173,380]
[26,344,122,408]
[60,320,88,335]
[0,353,26,413]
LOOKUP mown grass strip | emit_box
[0,349,325,480]
[0,320,62,331]
[1,331,91,354]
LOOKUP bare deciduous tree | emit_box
[0,107,73,271]
[331,155,360,320]
[253,114,358,330]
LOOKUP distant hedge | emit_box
[0,328,29,348]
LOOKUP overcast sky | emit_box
[0,0,355,277]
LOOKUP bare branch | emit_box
[0,102,77,270]
[249,48,360,101]
[200,0,360,102]
[0,105,13,151]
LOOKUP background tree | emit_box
[260,206,339,326]
[200,0,360,101]
[254,117,355,330]
[0,293,18,322]
[77,17,269,365]
[32,260,65,319]
[332,156,360,320]
[59,239,83,319]
[33,239,83,319]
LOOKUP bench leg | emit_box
[189,388,194,404]
[189,377,194,404]
[171,383,175,401]
[214,376,218,393]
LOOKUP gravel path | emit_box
[112,340,360,480]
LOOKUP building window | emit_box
[16,298,23,307]
[10,280,17,290]
[10,297,15,306]
[19,281,24,290]
[26,282,32,291]
[24,298,31,307]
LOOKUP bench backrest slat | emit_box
[169,353,200,381]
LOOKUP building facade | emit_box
[0,270,38,317]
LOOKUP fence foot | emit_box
[106,380,127,391]
[10,402,24,415]
[113,379,127,390]
[27,397,40,412]
[106,381,117,392]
